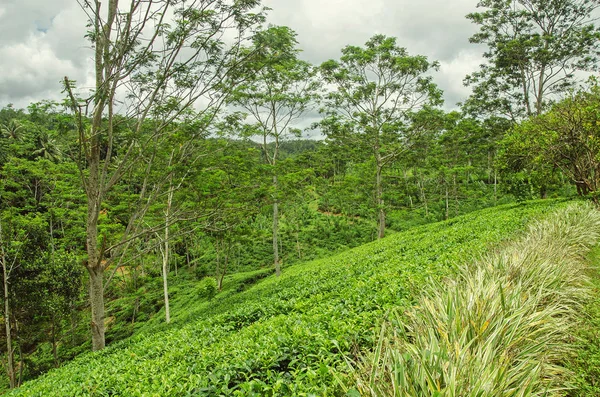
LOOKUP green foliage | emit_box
[501,81,600,203]
[8,200,563,396]
[319,34,443,237]
[464,0,600,118]
[342,202,600,396]
[566,246,600,396]
[198,277,218,300]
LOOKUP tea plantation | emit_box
[9,200,567,396]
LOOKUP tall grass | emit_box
[342,203,600,396]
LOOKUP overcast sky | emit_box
[0,0,485,112]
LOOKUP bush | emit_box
[198,277,218,300]
[193,263,211,280]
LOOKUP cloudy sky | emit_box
[0,0,485,111]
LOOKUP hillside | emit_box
[9,200,568,396]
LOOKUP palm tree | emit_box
[0,120,23,141]
[32,130,62,162]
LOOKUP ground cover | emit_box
[9,200,565,396]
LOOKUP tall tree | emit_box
[320,35,442,238]
[464,0,600,119]
[501,80,600,202]
[62,0,265,351]
[228,26,319,276]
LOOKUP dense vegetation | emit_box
[7,201,563,396]
[2,0,600,393]
[345,203,600,395]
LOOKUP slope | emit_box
[9,200,567,396]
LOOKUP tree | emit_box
[0,218,22,389]
[320,35,442,238]
[0,153,85,387]
[62,0,265,351]
[228,26,319,275]
[0,120,23,141]
[464,0,600,120]
[501,80,600,202]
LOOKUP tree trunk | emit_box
[295,228,302,260]
[15,320,22,387]
[215,237,221,284]
[161,230,170,324]
[376,163,385,239]
[88,266,105,351]
[161,166,174,324]
[218,249,228,291]
[453,174,459,217]
[418,173,429,217]
[83,0,117,352]
[273,197,280,276]
[445,184,449,220]
[540,185,548,199]
[2,257,15,389]
[86,164,105,351]
[51,315,58,368]
[493,169,497,205]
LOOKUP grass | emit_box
[8,200,567,396]
[566,246,600,396]
[342,202,600,396]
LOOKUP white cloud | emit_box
[439,50,485,108]
[0,1,90,107]
[0,0,489,113]
[263,0,485,111]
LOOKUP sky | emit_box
[0,0,486,112]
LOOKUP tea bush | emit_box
[9,200,566,396]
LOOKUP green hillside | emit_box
[9,200,567,396]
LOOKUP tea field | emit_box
[9,200,567,396]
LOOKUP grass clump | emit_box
[566,246,600,395]
[344,202,600,396]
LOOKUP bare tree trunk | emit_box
[273,196,280,276]
[295,228,302,260]
[185,241,191,268]
[16,321,22,387]
[161,221,171,324]
[494,169,497,205]
[218,247,229,291]
[2,258,14,389]
[215,237,221,283]
[376,163,385,239]
[418,173,429,217]
[161,159,174,324]
[453,174,459,217]
[84,0,116,352]
[540,185,548,199]
[86,178,105,350]
[445,184,449,220]
[51,315,59,368]
[88,266,105,351]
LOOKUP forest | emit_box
[2,0,600,395]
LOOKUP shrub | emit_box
[198,277,218,300]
